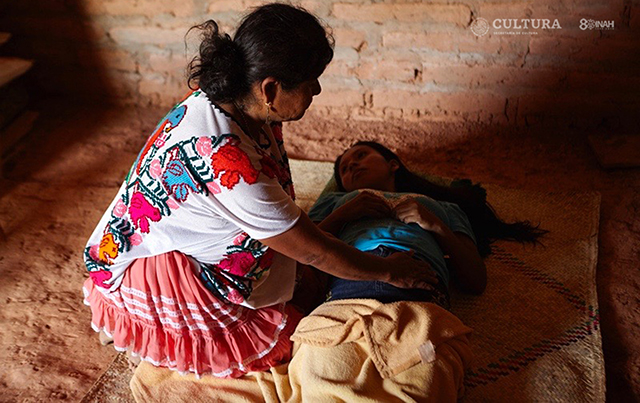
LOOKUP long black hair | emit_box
[334,141,547,257]
[187,3,334,103]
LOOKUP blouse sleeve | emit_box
[202,134,301,240]
[441,201,477,244]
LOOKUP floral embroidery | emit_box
[196,136,213,157]
[149,159,162,179]
[113,199,127,218]
[162,158,201,202]
[98,233,120,265]
[129,191,161,233]
[90,270,113,288]
[233,232,248,245]
[210,140,260,190]
[227,289,245,304]
[134,105,187,175]
[130,233,143,246]
[218,251,256,277]
[206,181,221,195]
[258,248,274,269]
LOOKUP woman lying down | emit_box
[130,141,546,402]
[309,140,546,310]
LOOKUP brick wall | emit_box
[1,0,639,130]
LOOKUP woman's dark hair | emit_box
[334,141,548,257]
[187,3,334,103]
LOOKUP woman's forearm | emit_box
[262,212,391,281]
[261,212,438,289]
[432,224,487,294]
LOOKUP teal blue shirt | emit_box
[308,190,477,286]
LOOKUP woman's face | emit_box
[338,145,399,192]
[273,78,322,121]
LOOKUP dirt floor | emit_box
[0,99,638,402]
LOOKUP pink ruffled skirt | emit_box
[82,251,303,378]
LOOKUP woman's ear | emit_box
[259,77,280,105]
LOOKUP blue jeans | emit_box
[327,245,451,309]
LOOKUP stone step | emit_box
[0,57,33,88]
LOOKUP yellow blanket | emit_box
[130,299,473,402]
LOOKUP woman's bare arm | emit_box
[260,212,438,290]
[394,199,487,294]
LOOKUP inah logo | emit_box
[580,18,614,30]
[470,18,490,36]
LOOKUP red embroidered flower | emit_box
[227,289,245,304]
[218,251,256,277]
[233,232,248,245]
[210,141,260,190]
[258,249,275,269]
[90,270,113,288]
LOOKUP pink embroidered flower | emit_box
[218,251,256,277]
[258,249,275,269]
[149,159,162,179]
[113,199,127,218]
[90,270,113,288]
[206,181,221,195]
[227,289,245,304]
[129,191,162,233]
[233,232,248,246]
[130,233,143,246]
[88,244,100,261]
[166,198,180,210]
[196,137,213,157]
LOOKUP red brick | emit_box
[109,26,187,46]
[479,3,534,20]
[78,48,138,72]
[139,74,188,107]
[207,0,270,13]
[383,30,528,56]
[313,89,364,108]
[383,32,454,52]
[332,3,471,27]
[145,51,189,75]
[323,60,356,77]
[357,59,422,82]
[371,90,505,118]
[332,28,367,50]
[84,0,195,17]
[421,64,566,91]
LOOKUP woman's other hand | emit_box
[317,191,392,235]
[393,198,446,234]
[337,191,392,221]
[383,250,439,290]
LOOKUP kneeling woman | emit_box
[309,141,546,308]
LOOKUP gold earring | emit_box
[265,101,272,125]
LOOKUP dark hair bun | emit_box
[188,4,334,104]
[188,20,248,103]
